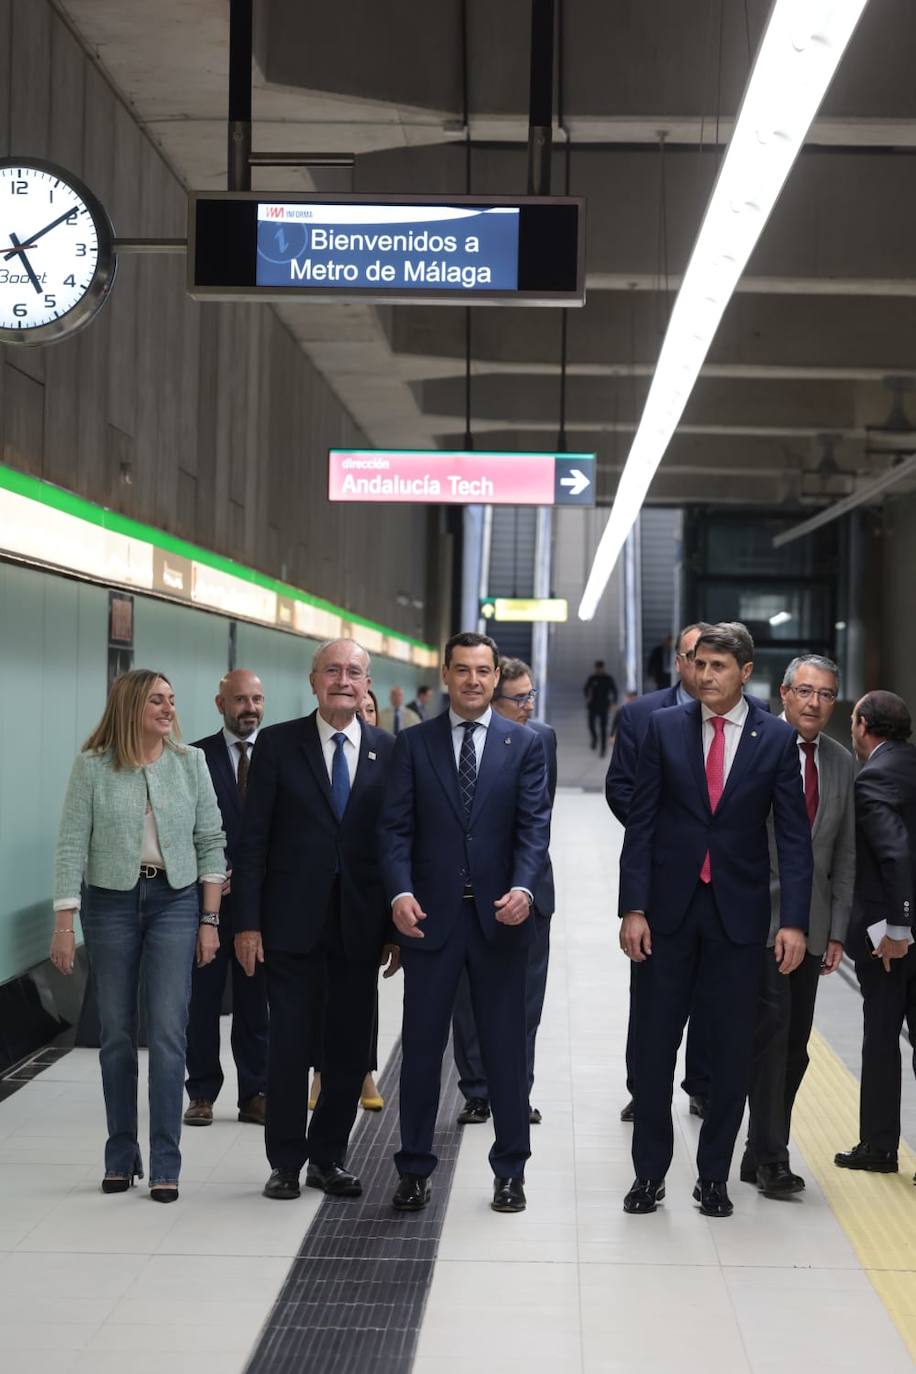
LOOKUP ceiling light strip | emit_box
[577,0,870,621]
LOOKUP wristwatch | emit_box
[199,912,220,927]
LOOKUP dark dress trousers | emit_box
[232,712,394,1172]
[452,718,557,1101]
[381,711,551,1179]
[619,700,812,1183]
[606,685,711,1099]
[845,740,916,1153]
[185,731,269,1107]
[745,730,855,1169]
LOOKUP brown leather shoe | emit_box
[184,1099,213,1126]
[238,1093,267,1125]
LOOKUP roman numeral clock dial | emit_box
[0,158,116,344]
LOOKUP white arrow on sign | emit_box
[560,468,590,496]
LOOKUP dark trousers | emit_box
[744,949,821,1167]
[264,900,379,1172]
[854,943,916,1152]
[631,883,765,1182]
[452,908,550,1101]
[185,919,268,1106]
[625,966,711,1101]
[588,706,610,751]
[398,906,530,1179]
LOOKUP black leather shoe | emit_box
[305,1162,362,1197]
[739,1155,757,1184]
[492,1177,526,1212]
[693,1179,733,1217]
[263,1168,301,1200]
[392,1173,432,1211]
[620,1098,635,1123]
[688,1095,707,1119]
[756,1162,805,1197]
[623,1178,665,1213]
[529,1105,542,1125]
[834,1142,898,1172]
[457,1096,491,1125]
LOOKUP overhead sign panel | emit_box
[190,193,584,306]
[481,597,569,623]
[328,450,596,507]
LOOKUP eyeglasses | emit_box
[320,666,367,681]
[789,685,837,704]
[496,690,539,705]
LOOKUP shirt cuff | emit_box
[53,899,80,913]
[886,924,911,941]
[511,887,534,903]
[391,891,413,908]
[199,873,226,884]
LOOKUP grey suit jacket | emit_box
[767,729,856,956]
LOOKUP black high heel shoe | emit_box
[101,1159,144,1193]
[149,1184,179,1203]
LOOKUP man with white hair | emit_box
[233,640,399,1201]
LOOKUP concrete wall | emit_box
[0,0,430,643]
[880,491,916,710]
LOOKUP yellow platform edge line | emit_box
[791,1027,916,1361]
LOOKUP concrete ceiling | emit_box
[55,0,916,507]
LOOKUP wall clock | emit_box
[0,157,116,345]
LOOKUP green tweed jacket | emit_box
[54,744,226,905]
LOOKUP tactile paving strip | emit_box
[244,1040,464,1374]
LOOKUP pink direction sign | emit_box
[328,449,596,507]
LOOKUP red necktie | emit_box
[700,716,727,884]
[801,741,819,828]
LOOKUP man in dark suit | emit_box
[232,639,398,1201]
[408,685,433,720]
[184,669,269,1127]
[381,632,551,1215]
[607,622,713,1121]
[451,657,556,1127]
[583,660,618,756]
[835,690,916,1175]
[619,623,812,1218]
[742,654,855,1197]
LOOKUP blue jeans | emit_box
[83,874,199,1185]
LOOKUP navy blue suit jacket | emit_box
[526,718,557,917]
[380,711,551,952]
[232,712,395,958]
[619,699,812,944]
[193,731,245,865]
[606,688,771,824]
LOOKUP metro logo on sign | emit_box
[328,450,596,507]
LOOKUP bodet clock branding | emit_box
[0,157,116,345]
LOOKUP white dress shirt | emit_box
[222,725,259,779]
[701,695,749,784]
[779,712,821,787]
[315,711,361,786]
[449,706,492,770]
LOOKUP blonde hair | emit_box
[83,669,183,770]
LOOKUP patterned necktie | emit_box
[330,732,351,820]
[801,741,819,828]
[699,716,727,884]
[393,708,401,736]
[235,741,249,798]
[458,720,478,818]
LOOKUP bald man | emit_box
[184,670,270,1128]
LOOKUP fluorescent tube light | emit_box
[768,610,792,626]
[577,0,870,621]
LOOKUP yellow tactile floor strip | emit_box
[791,1028,916,1359]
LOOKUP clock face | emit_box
[0,159,116,344]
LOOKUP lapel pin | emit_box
[750,731,758,738]
[368,751,377,760]
[504,736,512,745]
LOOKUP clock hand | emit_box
[8,233,43,295]
[2,205,78,261]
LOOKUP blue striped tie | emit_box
[331,732,350,819]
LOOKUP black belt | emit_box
[138,864,165,880]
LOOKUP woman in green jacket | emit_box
[52,669,226,1201]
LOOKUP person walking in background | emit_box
[381,632,551,1215]
[583,660,618,756]
[51,670,225,1203]
[184,669,269,1129]
[451,657,557,1128]
[232,639,398,1202]
[408,685,433,720]
[379,686,421,736]
[618,623,812,1219]
[835,691,916,1177]
[646,634,674,690]
[741,655,854,1198]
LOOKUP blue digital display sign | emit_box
[255,203,520,294]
